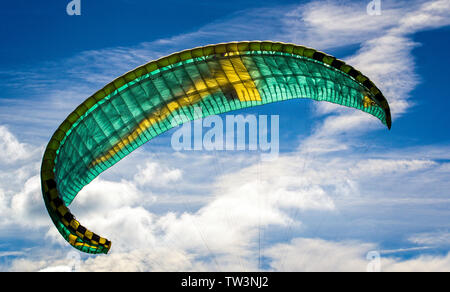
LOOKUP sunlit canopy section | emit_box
[40,41,391,254]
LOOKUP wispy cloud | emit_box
[409,231,450,247]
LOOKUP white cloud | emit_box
[350,159,437,176]
[409,231,450,247]
[0,251,25,258]
[397,0,450,32]
[134,162,182,187]
[267,237,450,272]
[267,237,375,272]
[15,235,450,272]
[74,178,143,213]
[80,247,202,272]
[55,151,339,258]
[281,0,406,49]
[0,189,8,225]
[10,176,49,228]
[25,142,448,271]
[8,258,48,272]
[0,127,45,231]
[0,126,33,164]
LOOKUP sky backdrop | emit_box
[0,0,450,271]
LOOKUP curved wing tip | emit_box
[386,111,392,130]
[104,242,112,254]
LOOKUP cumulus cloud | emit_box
[13,142,446,272]
[10,176,49,228]
[267,238,375,272]
[80,247,203,272]
[134,162,183,187]
[74,178,143,213]
[267,237,450,272]
[0,126,33,164]
[46,151,340,260]
[0,128,48,230]
[14,236,450,272]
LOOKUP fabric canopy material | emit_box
[41,41,391,254]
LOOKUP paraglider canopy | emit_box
[40,41,391,254]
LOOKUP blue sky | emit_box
[0,0,450,271]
